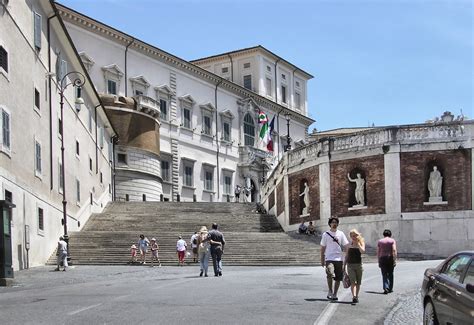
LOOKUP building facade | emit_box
[57,4,314,203]
[0,0,115,270]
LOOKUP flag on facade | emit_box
[266,116,275,152]
[258,111,268,124]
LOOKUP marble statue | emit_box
[428,166,443,198]
[299,182,310,215]
[347,173,365,206]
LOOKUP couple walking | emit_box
[320,217,397,303]
[197,223,225,277]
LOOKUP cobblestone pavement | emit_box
[384,289,422,325]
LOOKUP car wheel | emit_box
[423,300,439,325]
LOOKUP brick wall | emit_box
[276,180,284,216]
[400,150,472,212]
[289,166,320,224]
[330,155,385,217]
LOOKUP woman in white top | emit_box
[176,235,187,266]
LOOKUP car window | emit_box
[442,254,471,283]
[462,260,474,285]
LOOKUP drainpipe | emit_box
[215,79,223,200]
[292,67,298,110]
[111,136,118,201]
[47,13,57,190]
[227,54,234,82]
[274,58,281,104]
[124,38,134,96]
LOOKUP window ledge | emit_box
[0,68,9,82]
[0,147,11,158]
[163,180,172,185]
[181,127,194,133]
[203,189,215,194]
[182,185,195,190]
[35,171,43,180]
[201,133,213,139]
[34,106,41,116]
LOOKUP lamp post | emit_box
[284,113,292,152]
[59,71,85,262]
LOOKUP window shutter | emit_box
[2,111,10,148]
[34,12,42,50]
[0,46,8,73]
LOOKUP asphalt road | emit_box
[0,260,441,325]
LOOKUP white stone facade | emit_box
[0,0,115,269]
[57,4,314,203]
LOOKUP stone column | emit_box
[384,145,401,213]
[319,158,331,221]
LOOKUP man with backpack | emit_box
[320,217,349,301]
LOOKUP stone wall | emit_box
[330,155,385,218]
[400,149,472,212]
[288,166,319,224]
[261,120,474,257]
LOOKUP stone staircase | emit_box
[48,202,322,266]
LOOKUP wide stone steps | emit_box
[48,202,323,266]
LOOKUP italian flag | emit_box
[258,111,268,124]
[260,115,275,152]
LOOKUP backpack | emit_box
[192,237,197,245]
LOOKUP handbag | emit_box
[343,272,351,289]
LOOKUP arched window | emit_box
[243,113,255,146]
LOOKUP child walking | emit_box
[129,244,137,264]
[150,238,161,267]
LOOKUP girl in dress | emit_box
[150,238,161,267]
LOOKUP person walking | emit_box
[129,244,138,264]
[208,223,225,276]
[377,229,397,294]
[320,217,349,301]
[344,229,365,304]
[138,234,150,264]
[150,238,161,267]
[197,226,210,277]
[190,231,199,263]
[176,235,187,266]
[55,236,68,271]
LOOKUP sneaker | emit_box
[327,292,333,300]
[200,270,203,277]
[158,264,162,268]
[383,289,389,294]
[352,297,358,304]
[331,296,338,301]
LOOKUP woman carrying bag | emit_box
[343,229,365,304]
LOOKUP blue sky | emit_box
[59,0,472,131]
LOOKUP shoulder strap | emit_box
[325,231,343,251]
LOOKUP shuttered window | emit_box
[34,12,42,50]
[0,46,8,73]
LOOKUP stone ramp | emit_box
[48,202,322,266]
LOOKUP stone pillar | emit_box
[384,145,401,213]
[319,159,331,221]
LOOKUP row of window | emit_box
[160,159,233,194]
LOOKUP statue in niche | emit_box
[347,173,365,206]
[428,166,443,199]
[299,182,310,215]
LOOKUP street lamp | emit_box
[284,113,292,152]
[59,71,86,262]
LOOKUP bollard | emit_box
[177,194,180,202]
[160,194,163,201]
[193,194,197,202]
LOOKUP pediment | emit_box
[129,75,150,87]
[178,94,196,106]
[79,52,94,67]
[238,97,260,112]
[219,109,235,119]
[101,64,124,77]
[154,84,174,96]
[199,102,215,112]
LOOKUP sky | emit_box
[59,0,472,132]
